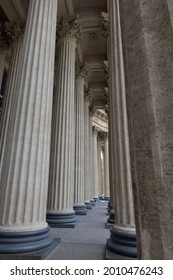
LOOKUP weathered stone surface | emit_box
[119,0,173,259]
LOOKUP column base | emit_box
[73,204,87,215]
[106,225,137,259]
[0,238,61,260]
[84,202,92,210]
[90,199,96,206]
[107,210,115,224]
[104,196,110,201]
[93,197,99,202]
[0,226,53,254]
[46,211,77,228]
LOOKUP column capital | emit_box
[89,105,96,117]
[101,11,110,38]
[75,62,88,82]
[105,103,109,115]
[103,131,108,140]
[103,60,109,82]
[92,125,100,135]
[0,21,25,47]
[57,15,81,44]
[84,88,92,102]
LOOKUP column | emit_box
[0,0,57,254]
[73,64,87,215]
[89,107,95,206]
[106,0,136,259]
[97,133,103,199]
[92,126,99,202]
[119,0,173,259]
[0,21,24,176]
[84,90,92,209]
[103,132,110,200]
[47,15,81,227]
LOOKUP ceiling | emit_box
[0,0,108,108]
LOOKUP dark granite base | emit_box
[90,199,96,206]
[47,212,77,228]
[84,202,92,210]
[106,246,137,260]
[73,204,87,215]
[0,226,53,254]
[106,222,113,229]
[106,227,137,259]
[0,238,61,260]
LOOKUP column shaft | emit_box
[92,126,99,201]
[0,0,57,253]
[106,0,136,259]
[103,133,110,199]
[84,95,92,209]
[47,16,81,227]
[73,67,87,215]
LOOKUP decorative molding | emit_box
[57,15,81,44]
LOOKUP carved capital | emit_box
[57,15,81,44]
[84,88,93,102]
[0,21,25,48]
[89,105,96,117]
[103,60,109,81]
[92,125,100,135]
[103,131,108,140]
[105,104,109,115]
[101,12,109,38]
[75,62,88,81]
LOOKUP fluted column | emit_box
[73,64,87,215]
[84,91,92,209]
[119,0,173,259]
[97,133,103,198]
[0,0,57,254]
[92,126,99,201]
[0,21,24,176]
[103,132,110,200]
[47,16,81,227]
[89,107,95,206]
[106,0,136,259]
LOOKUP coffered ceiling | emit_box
[0,0,108,108]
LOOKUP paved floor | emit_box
[46,201,110,260]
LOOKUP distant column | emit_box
[84,90,92,209]
[73,64,88,215]
[103,132,110,200]
[92,126,99,201]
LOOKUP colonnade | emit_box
[0,0,173,260]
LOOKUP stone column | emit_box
[0,0,57,254]
[97,133,103,198]
[47,16,81,227]
[73,64,88,215]
[89,107,95,206]
[92,126,99,202]
[0,21,24,175]
[84,90,92,209]
[103,132,110,200]
[106,0,136,259]
[119,0,173,260]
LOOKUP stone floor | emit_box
[46,201,110,260]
